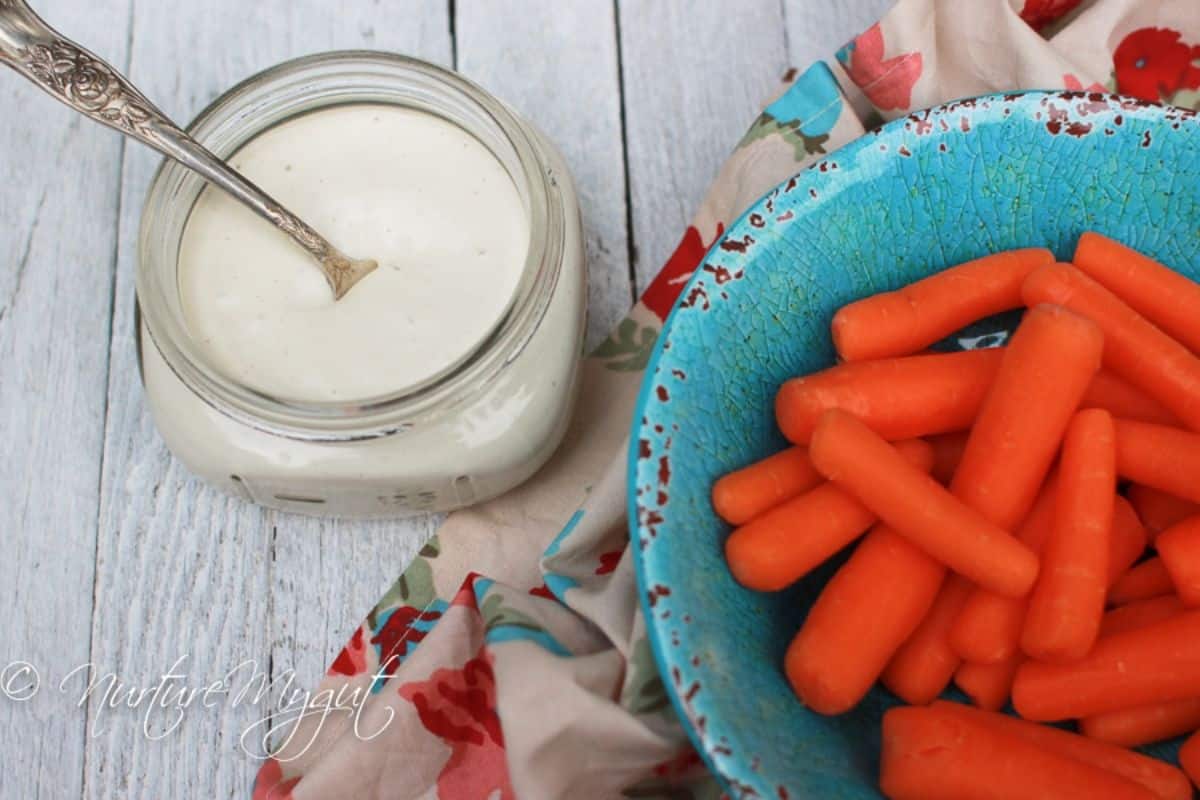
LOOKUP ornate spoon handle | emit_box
[0,0,376,299]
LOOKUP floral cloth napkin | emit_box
[254,1,1200,797]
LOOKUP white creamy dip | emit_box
[178,104,530,402]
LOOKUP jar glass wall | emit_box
[136,51,586,517]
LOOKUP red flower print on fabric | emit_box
[1062,73,1107,93]
[398,651,515,800]
[252,758,299,800]
[328,626,368,677]
[1018,0,1083,32]
[528,583,556,599]
[1113,28,1200,103]
[840,24,923,111]
[640,224,724,321]
[371,606,444,679]
[595,549,623,575]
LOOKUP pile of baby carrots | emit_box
[711,232,1200,799]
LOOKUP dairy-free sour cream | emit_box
[179,104,530,402]
[137,53,585,517]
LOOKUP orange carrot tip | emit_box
[1126,483,1200,539]
[774,349,1001,444]
[1100,594,1185,637]
[712,446,822,525]
[1073,231,1200,357]
[832,248,1053,362]
[1114,420,1200,505]
[954,659,1018,712]
[1176,729,1200,791]
[1108,557,1175,607]
[1154,514,1200,607]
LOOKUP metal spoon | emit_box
[0,0,378,300]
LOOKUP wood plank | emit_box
[262,3,453,749]
[457,0,631,349]
[0,2,131,798]
[616,0,789,292]
[783,0,892,69]
[89,3,450,797]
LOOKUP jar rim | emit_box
[136,50,565,441]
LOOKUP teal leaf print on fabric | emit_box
[741,62,844,160]
[594,318,658,372]
[540,510,585,602]
[480,592,570,657]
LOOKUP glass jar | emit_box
[136,51,586,517]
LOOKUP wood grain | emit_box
[0,2,131,798]
[616,0,789,292]
[88,3,450,797]
[457,0,631,350]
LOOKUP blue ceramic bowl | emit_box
[628,91,1200,798]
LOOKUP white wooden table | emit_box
[0,1,890,796]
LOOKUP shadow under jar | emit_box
[136,52,586,518]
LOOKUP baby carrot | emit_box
[883,302,1092,691]
[1179,730,1200,791]
[1073,231,1200,356]
[957,496,1144,672]
[775,349,1001,444]
[712,447,822,525]
[1109,557,1175,606]
[1126,484,1200,539]
[784,524,943,715]
[1081,370,1180,427]
[1100,595,1185,637]
[809,410,1039,597]
[950,475,1059,664]
[954,659,1019,712]
[1108,495,1149,585]
[1023,263,1200,431]
[882,575,972,705]
[1012,609,1200,720]
[725,439,934,590]
[879,705,1157,800]
[1155,515,1200,606]
[927,431,969,485]
[1081,697,1200,748]
[831,248,1054,362]
[931,701,1191,800]
[951,304,1103,531]
[1114,420,1200,504]
[1022,409,1115,662]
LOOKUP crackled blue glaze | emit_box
[628,92,1200,799]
